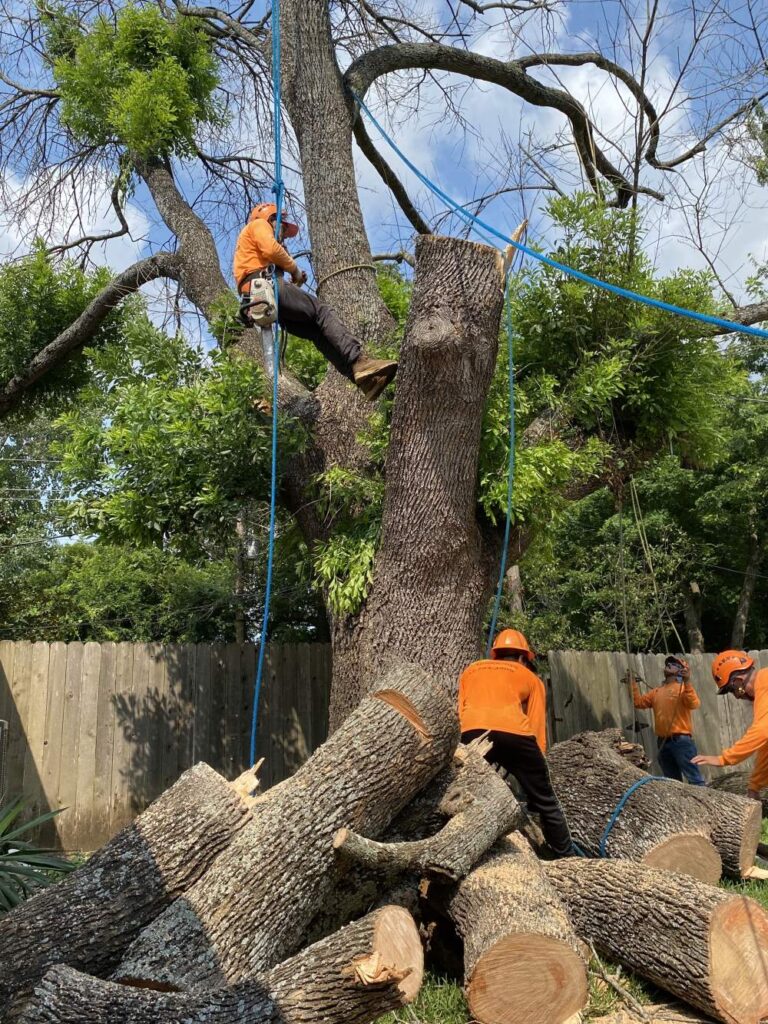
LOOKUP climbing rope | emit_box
[249,0,284,766]
[598,775,667,856]
[350,90,768,341]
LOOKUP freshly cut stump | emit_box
[18,905,423,1024]
[546,858,768,1024]
[0,763,251,1017]
[114,663,457,991]
[547,731,721,881]
[438,833,588,1024]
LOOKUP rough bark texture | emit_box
[547,731,722,880]
[113,664,457,991]
[0,764,250,1018]
[329,235,507,727]
[437,833,588,1024]
[334,743,521,881]
[18,906,423,1024]
[546,858,768,1024]
[683,582,705,654]
[684,785,762,878]
[708,772,768,817]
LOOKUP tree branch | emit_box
[45,182,130,259]
[0,252,181,418]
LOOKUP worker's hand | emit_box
[679,658,691,682]
[291,268,307,287]
[747,788,762,801]
[691,754,721,767]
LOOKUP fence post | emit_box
[0,720,8,803]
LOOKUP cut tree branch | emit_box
[0,252,181,418]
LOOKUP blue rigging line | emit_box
[351,90,768,341]
[249,0,283,767]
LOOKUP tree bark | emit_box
[112,663,457,991]
[546,731,722,881]
[18,905,423,1024]
[0,764,252,1019]
[685,785,763,878]
[683,582,704,654]
[329,235,507,727]
[731,529,761,649]
[434,833,588,1024]
[545,858,768,1024]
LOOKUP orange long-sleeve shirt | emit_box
[631,680,700,738]
[718,668,768,791]
[233,219,297,291]
[458,659,547,754]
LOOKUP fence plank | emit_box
[209,644,227,775]
[92,642,117,850]
[6,640,32,805]
[56,643,84,848]
[21,642,51,818]
[109,643,136,835]
[72,643,102,851]
[224,643,242,780]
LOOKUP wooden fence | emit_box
[547,650,765,777]
[0,641,331,851]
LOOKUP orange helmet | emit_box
[491,629,536,664]
[711,650,754,693]
[248,203,299,238]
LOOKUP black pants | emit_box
[462,729,573,857]
[242,277,362,381]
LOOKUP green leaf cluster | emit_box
[50,5,223,157]
[0,798,73,912]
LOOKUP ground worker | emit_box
[233,203,398,401]
[458,628,573,857]
[692,650,767,799]
[627,656,705,785]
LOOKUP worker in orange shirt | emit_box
[459,629,573,857]
[628,655,705,785]
[233,203,398,401]
[692,651,767,800]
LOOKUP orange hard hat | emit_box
[711,650,754,693]
[491,629,536,663]
[248,202,299,238]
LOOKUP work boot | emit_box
[352,356,398,402]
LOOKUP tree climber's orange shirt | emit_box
[233,218,297,291]
[458,659,548,754]
[632,680,700,738]
[716,668,768,791]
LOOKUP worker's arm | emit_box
[247,219,298,275]
[631,680,655,709]
[681,683,701,709]
[719,687,768,766]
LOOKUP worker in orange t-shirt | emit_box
[233,203,398,401]
[459,629,572,857]
[628,655,705,786]
[692,651,768,800]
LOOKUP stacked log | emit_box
[546,858,768,1024]
[18,906,423,1024]
[547,731,723,880]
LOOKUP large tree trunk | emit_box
[731,528,761,648]
[435,833,588,1024]
[683,581,704,654]
[0,763,252,1018]
[18,906,423,1024]
[545,858,768,1024]
[547,731,722,881]
[112,664,456,991]
[329,235,507,726]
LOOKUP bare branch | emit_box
[44,181,130,259]
[0,252,182,418]
[373,251,415,267]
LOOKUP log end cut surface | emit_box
[642,834,722,883]
[710,898,768,1024]
[466,934,587,1024]
[371,905,424,1002]
[735,802,762,877]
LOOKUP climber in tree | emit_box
[234,203,398,401]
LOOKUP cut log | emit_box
[686,785,762,878]
[546,858,768,1024]
[434,833,588,1024]
[707,771,768,817]
[18,905,423,1024]
[113,663,457,991]
[0,762,251,1018]
[547,731,722,881]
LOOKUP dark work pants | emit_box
[462,728,573,857]
[276,279,362,380]
[658,734,706,785]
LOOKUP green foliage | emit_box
[0,798,74,912]
[0,246,123,411]
[51,5,222,157]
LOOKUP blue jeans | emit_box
[658,734,706,785]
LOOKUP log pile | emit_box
[1,702,766,1024]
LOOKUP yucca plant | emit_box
[0,797,75,912]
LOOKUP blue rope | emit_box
[598,775,667,856]
[249,0,284,767]
[351,91,768,341]
[485,271,516,656]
